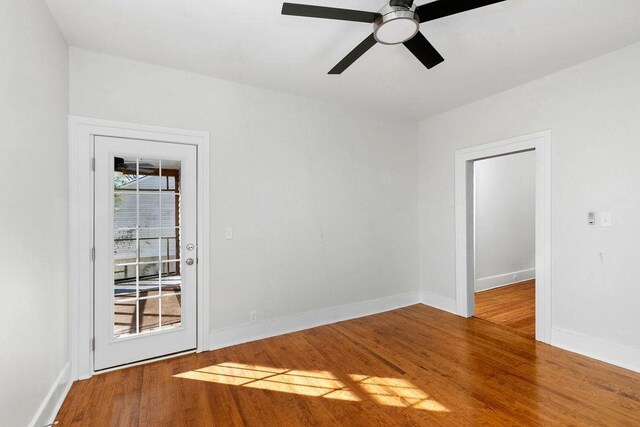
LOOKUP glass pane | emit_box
[162,261,180,278]
[138,265,160,293]
[162,160,180,192]
[137,227,162,239]
[140,289,160,298]
[114,264,137,295]
[114,156,138,190]
[114,194,137,229]
[114,297,137,337]
[138,159,161,191]
[160,192,178,228]
[138,234,160,264]
[139,297,160,333]
[114,231,137,264]
[162,228,179,261]
[166,176,176,191]
[161,295,182,329]
[113,264,127,282]
[160,237,177,261]
[161,273,181,294]
[139,193,161,228]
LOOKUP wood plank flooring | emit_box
[55,304,640,426]
[475,280,535,336]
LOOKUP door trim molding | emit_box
[454,130,552,343]
[69,116,211,380]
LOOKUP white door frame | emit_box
[455,130,552,343]
[68,116,211,379]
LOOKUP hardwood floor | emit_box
[475,280,536,336]
[55,304,640,426]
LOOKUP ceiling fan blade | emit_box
[328,33,377,74]
[282,3,379,23]
[403,32,444,69]
[416,0,505,23]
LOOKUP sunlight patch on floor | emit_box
[175,362,449,412]
[174,362,360,401]
[349,374,450,412]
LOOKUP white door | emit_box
[93,136,198,370]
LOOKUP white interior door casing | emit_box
[454,131,552,343]
[94,136,198,370]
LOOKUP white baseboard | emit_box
[210,291,420,350]
[419,292,458,315]
[552,327,640,373]
[475,268,536,292]
[29,361,72,427]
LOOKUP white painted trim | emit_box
[552,327,640,374]
[68,116,210,380]
[455,130,552,343]
[29,361,72,427]
[210,292,419,350]
[475,268,536,292]
[93,349,197,375]
[419,292,457,315]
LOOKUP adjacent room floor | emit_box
[55,304,640,426]
[475,280,536,337]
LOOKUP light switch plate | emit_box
[600,212,612,227]
[224,227,233,239]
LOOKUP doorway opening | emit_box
[472,151,536,337]
[454,131,551,343]
[69,117,210,379]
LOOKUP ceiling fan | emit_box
[281,0,506,74]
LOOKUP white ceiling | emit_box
[45,0,640,119]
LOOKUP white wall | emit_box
[474,151,535,291]
[0,1,70,426]
[69,48,419,336]
[419,41,640,370]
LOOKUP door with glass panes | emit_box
[93,136,197,370]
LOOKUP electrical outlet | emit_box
[249,311,258,322]
[512,273,519,280]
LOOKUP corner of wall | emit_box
[419,292,457,315]
[29,362,72,427]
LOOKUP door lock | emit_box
[186,243,195,251]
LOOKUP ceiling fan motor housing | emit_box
[389,0,414,8]
[374,3,420,45]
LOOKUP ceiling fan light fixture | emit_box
[282,0,506,73]
[373,6,419,45]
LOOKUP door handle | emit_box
[185,258,195,266]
